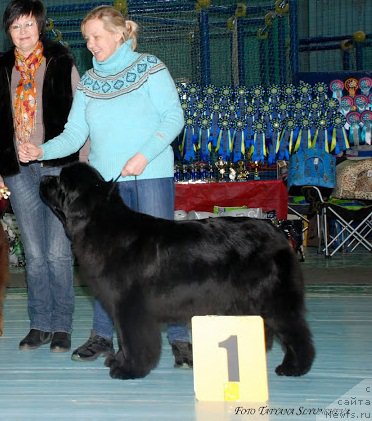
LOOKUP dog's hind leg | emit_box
[268,316,315,376]
[266,248,315,376]
[104,287,162,380]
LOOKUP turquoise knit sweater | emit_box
[41,40,184,181]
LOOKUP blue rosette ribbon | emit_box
[267,118,282,164]
[202,84,218,114]
[294,115,314,153]
[215,115,234,161]
[184,83,200,114]
[312,116,331,152]
[250,84,266,106]
[231,118,247,163]
[193,100,207,118]
[278,117,297,159]
[243,103,256,153]
[181,114,198,162]
[235,86,249,113]
[360,110,372,145]
[346,112,361,147]
[209,101,223,149]
[314,82,329,103]
[258,101,274,138]
[298,81,312,103]
[251,118,267,162]
[309,99,322,120]
[219,85,234,107]
[196,115,213,161]
[267,84,281,107]
[330,113,349,153]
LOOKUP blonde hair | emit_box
[81,5,138,50]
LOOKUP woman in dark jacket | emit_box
[0,0,81,352]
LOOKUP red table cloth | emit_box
[175,180,288,220]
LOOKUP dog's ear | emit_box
[58,162,120,216]
[59,163,112,198]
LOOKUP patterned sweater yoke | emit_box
[77,54,166,99]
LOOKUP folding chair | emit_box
[302,186,372,257]
[288,197,311,241]
[287,197,312,261]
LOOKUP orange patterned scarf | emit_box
[13,41,44,143]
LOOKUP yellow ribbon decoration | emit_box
[228,130,233,153]
[307,129,312,149]
[275,131,281,154]
[288,130,294,154]
[330,128,337,152]
[343,127,350,149]
[294,129,302,152]
[179,130,186,156]
[215,130,222,153]
[312,130,319,148]
[240,131,245,156]
[324,130,329,153]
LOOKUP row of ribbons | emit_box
[174,80,372,163]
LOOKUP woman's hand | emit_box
[18,143,43,163]
[121,153,148,177]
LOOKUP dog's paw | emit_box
[275,363,310,377]
[103,353,115,367]
[104,353,150,379]
[105,354,133,379]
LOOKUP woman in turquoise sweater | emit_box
[20,5,192,367]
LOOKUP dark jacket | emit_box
[0,38,79,176]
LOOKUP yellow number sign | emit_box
[192,316,269,402]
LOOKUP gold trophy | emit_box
[236,160,249,181]
[215,156,228,182]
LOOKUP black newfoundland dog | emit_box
[40,162,315,380]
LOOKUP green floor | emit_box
[2,246,371,420]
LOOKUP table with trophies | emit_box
[174,159,288,220]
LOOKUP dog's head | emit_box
[40,162,116,234]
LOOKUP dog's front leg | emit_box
[104,291,162,379]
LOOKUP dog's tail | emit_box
[275,245,305,300]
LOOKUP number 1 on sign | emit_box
[219,335,240,382]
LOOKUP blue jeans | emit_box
[93,177,190,344]
[4,163,74,333]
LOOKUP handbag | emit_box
[287,145,336,190]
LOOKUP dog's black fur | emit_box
[40,162,315,380]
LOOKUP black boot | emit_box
[19,329,52,351]
[171,340,193,368]
[50,332,71,353]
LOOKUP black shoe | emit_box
[71,334,114,362]
[19,329,52,351]
[171,340,193,368]
[50,332,71,353]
